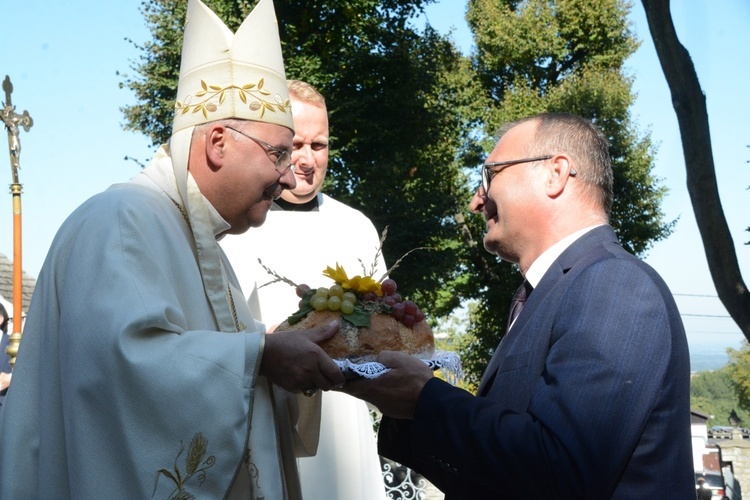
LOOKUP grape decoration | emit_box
[294,276,425,328]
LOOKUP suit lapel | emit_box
[475,272,554,396]
[475,226,618,397]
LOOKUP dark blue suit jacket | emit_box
[379,226,694,498]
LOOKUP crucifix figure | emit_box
[2,75,34,183]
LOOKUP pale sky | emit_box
[1,0,748,366]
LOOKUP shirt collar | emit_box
[273,195,320,212]
[524,224,604,288]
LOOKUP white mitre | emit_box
[172,0,292,133]
[166,0,291,332]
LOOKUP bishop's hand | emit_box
[260,319,345,394]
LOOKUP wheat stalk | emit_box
[257,258,300,289]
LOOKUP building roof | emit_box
[692,408,712,424]
[0,251,37,316]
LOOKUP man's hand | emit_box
[260,319,345,393]
[0,371,11,392]
[339,350,433,419]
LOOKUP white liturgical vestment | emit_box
[0,150,308,499]
[222,192,388,500]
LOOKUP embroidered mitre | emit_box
[173,0,292,133]
[166,0,293,333]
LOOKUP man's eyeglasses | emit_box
[481,155,553,192]
[225,126,293,175]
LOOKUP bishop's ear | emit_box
[204,124,229,170]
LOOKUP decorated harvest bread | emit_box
[277,309,434,360]
[273,263,435,361]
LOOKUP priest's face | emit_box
[278,98,329,204]
[219,121,295,233]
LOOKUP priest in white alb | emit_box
[222,80,389,500]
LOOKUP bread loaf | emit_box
[276,309,434,360]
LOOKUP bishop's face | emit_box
[220,122,295,233]
[279,98,329,204]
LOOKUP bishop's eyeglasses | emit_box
[225,126,293,175]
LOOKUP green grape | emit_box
[329,284,344,298]
[316,287,329,298]
[342,291,357,304]
[327,295,342,311]
[341,299,355,315]
[311,295,328,311]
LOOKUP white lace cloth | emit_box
[334,350,463,385]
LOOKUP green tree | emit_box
[691,365,750,429]
[273,0,488,323]
[727,341,750,413]
[122,0,674,385]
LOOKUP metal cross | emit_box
[2,75,34,183]
[1,75,33,367]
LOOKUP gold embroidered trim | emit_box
[153,432,216,499]
[245,449,264,499]
[227,281,245,332]
[170,197,190,224]
[176,79,291,120]
[170,198,242,332]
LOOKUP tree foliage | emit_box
[121,0,674,385]
[691,365,750,429]
[273,0,489,326]
[453,0,674,385]
[727,341,750,413]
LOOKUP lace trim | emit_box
[334,350,462,385]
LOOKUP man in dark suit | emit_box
[340,112,695,498]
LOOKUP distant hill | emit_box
[691,352,731,373]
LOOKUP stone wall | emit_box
[716,428,750,498]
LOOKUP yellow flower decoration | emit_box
[346,275,382,295]
[323,263,349,284]
[322,263,382,296]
